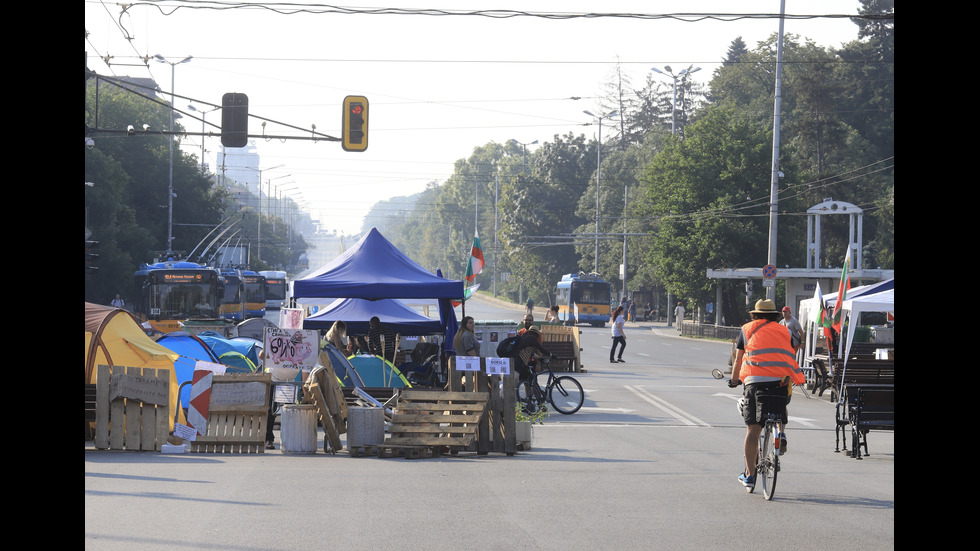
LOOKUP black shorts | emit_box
[742,382,789,427]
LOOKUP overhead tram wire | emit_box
[124,3,892,23]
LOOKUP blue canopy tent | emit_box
[292,228,463,355]
[302,298,443,335]
[292,228,464,302]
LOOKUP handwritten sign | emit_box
[264,327,318,381]
[108,372,168,405]
[486,357,511,376]
[209,381,268,409]
[279,308,304,330]
[173,422,198,441]
[455,356,481,372]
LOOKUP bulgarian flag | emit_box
[831,249,851,337]
[464,230,484,282]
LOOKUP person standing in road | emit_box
[110,294,125,309]
[729,299,805,490]
[628,301,637,323]
[544,305,560,323]
[779,306,804,349]
[610,305,626,363]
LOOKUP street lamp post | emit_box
[651,65,699,325]
[650,65,701,136]
[264,174,291,258]
[187,103,220,171]
[154,54,192,256]
[509,139,538,173]
[583,110,617,273]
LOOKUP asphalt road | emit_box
[85,294,894,550]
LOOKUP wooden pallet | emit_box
[348,443,443,459]
[189,373,270,454]
[386,390,490,450]
[94,365,171,451]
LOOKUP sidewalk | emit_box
[467,292,684,338]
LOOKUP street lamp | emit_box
[650,65,700,136]
[187,103,220,171]
[583,109,617,273]
[651,66,699,324]
[154,54,192,256]
[264,173,291,259]
[508,139,538,173]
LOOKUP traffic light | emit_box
[221,93,249,147]
[85,240,100,275]
[342,95,368,152]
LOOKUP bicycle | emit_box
[518,356,585,415]
[712,368,783,500]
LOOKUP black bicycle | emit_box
[518,357,585,415]
[713,368,782,500]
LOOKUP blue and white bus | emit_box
[259,270,288,309]
[133,260,223,333]
[555,272,613,327]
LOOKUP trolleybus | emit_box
[259,270,288,309]
[218,270,245,322]
[133,260,223,333]
[241,270,266,319]
[555,272,613,327]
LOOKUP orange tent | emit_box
[85,302,186,430]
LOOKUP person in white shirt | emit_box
[610,305,626,363]
[110,294,125,309]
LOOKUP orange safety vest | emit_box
[739,319,805,384]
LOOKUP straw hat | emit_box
[750,299,778,314]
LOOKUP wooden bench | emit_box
[545,341,580,372]
[538,325,583,372]
[846,385,894,459]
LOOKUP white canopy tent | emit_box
[839,288,894,367]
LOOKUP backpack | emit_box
[496,335,522,358]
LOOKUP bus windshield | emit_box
[572,281,611,305]
[140,271,219,319]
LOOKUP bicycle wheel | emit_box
[548,376,584,414]
[760,423,779,500]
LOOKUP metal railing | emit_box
[678,322,741,341]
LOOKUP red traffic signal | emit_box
[342,95,368,152]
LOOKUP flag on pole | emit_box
[813,281,834,346]
[831,249,851,336]
[464,230,484,282]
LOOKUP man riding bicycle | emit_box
[729,299,806,490]
[513,327,555,381]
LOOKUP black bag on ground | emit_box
[496,335,522,357]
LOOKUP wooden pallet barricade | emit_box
[94,364,170,451]
[386,387,490,454]
[189,373,271,453]
[302,364,348,453]
[448,356,518,455]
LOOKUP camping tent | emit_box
[155,332,224,408]
[292,228,464,302]
[84,302,185,431]
[347,355,411,387]
[798,278,895,365]
[303,297,444,335]
[197,331,262,366]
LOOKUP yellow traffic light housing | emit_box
[342,95,368,152]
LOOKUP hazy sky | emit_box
[85,1,867,235]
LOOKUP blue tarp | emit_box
[155,332,223,408]
[292,227,464,301]
[303,298,443,335]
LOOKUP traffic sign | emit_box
[762,264,777,279]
